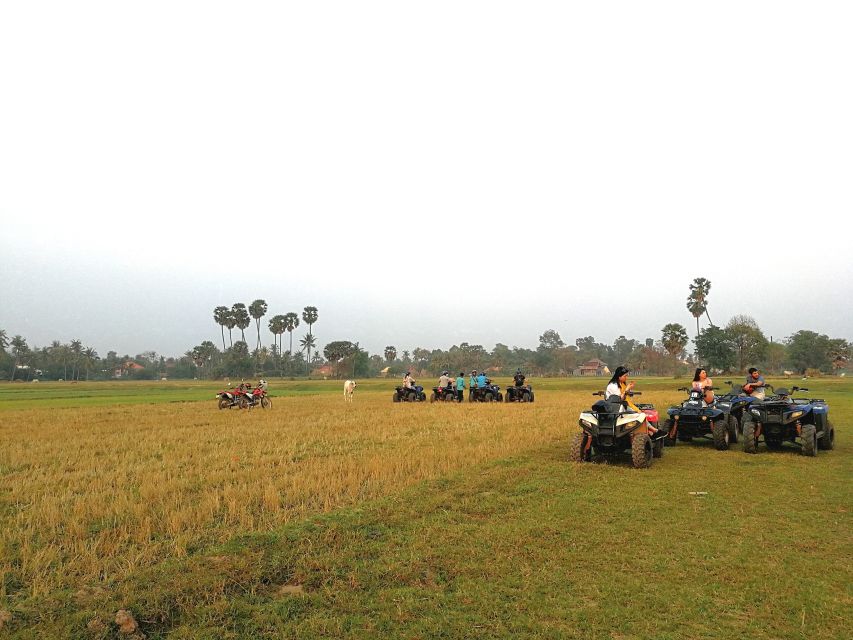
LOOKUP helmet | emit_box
[442,370,448,375]
[516,368,521,374]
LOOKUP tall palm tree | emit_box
[302,306,318,340]
[268,315,287,357]
[213,306,229,351]
[82,347,98,381]
[232,303,251,343]
[249,299,268,351]
[9,335,28,379]
[384,346,397,362]
[299,334,317,375]
[284,312,300,354]
[224,309,237,347]
[686,277,712,339]
[70,339,83,381]
[0,328,8,352]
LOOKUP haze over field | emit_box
[2,1,851,356]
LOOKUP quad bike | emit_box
[505,384,534,403]
[665,386,734,450]
[430,386,459,402]
[570,391,666,468]
[393,384,427,402]
[711,380,758,441]
[470,382,504,403]
[742,386,833,456]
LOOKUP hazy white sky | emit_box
[1,1,851,357]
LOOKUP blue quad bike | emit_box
[470,383,504,403]
[665,386,735,450]
[711,380,759,442]
[742,386,834,456]
[393,385,427,402]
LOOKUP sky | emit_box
[1,1,852,359]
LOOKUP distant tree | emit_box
[763,341,788,374]
[224,309,237,346]
[828,339,850,373]
[302,306,319,370]
[300,334,317,374]
[613,335,639,365]
[70,339,83,381]
[283,312,300,355]
[324,341,359,378]
[401,350,411,363]
[687,277,713,338]
[231,303,251,343]
[661,324,689,358]
[695,326,735,372]
[9,335,29,380]
[82,346,99,381]
[0,329,8,352]
[213,306,229,351]
[726,315,768,372]
[786,330,832,373]
[384,346,397,363]
[268,315,286,357]
[539,330,565,350]
[249,299,268,351]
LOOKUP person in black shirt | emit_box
[513,368,526,387]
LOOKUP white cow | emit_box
[344,380,357,402]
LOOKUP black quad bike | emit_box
[393,385,427,402]
[665,386,735,450]
[505,384,535,403]
[742,386,834,456]
[470,383,504,403]
[430,386,459,402]
[710,380,758,441]
[571,391,666,468]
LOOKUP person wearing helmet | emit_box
[456,371,465,402]
[438,370,453,390]
[513,368,526,387]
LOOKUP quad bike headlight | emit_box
[790,411,803,419]
[579,419,592,429]
[624,420,640,429]
[750,409,761,416]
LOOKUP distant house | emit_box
[574,359,610,376]
[114,361,145,378]
[379,366,391,378]
[311,365,333,378]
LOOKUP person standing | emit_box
[456,372,465,402]
[469,370,478,401]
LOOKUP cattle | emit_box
[344,380,357,402]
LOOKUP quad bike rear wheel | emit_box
[430,392,437,403]
[801,424,817,457]
[407,391,417,402]
[443,393,454,402]
[818,420,834,450]
[484,392,494,402]
[261,397,271,409]
[569,432,591,462]
[522,391,531,402]
[393,393,401,403]
[711,419,730,451]
[631,433,653,468]
[652,438,665,459]
[742,417,758,454]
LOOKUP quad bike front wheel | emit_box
[818,420,835,450]
[742,417,758,454]
[522,391,531,402]
[801,424,817,457]
[711,419,730,451]
[261,397,272,409]
[569,432,592,462]
[725,414,738,444]
[218,397,230,410]
[652,438,665,458]
[631,433,653,468]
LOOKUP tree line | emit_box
[0,279,848,381]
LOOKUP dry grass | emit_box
[0,386,599,599]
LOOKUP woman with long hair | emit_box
[692,367,714,405]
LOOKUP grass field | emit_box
[0,377,850,639]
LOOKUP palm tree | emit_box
[302,306,318,340]
[268,315,287,357]
[213,306,229,351]
[82,347,98,381]
[0,328,8,352]
[249,299,268,351]
[384,346,397,362]
[9,335,28,379]
[687,277,712,339]
[224,309,237,347]
[284,312,300,354]
[299,334,317,374]
[232,303,251,343]
[70,339,83,381]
